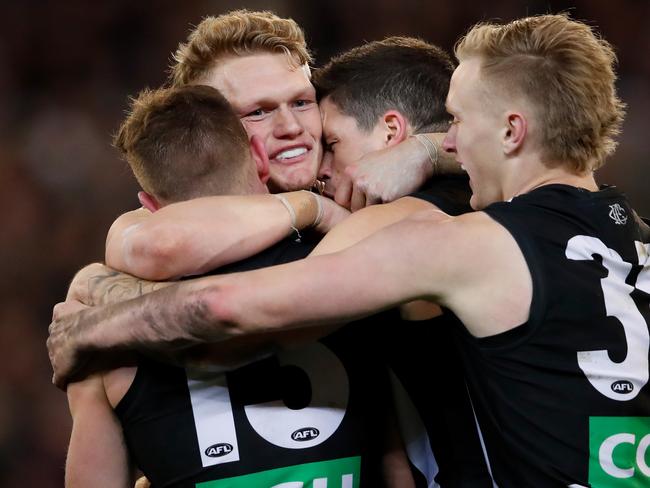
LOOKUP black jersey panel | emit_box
[410,175,473,216]
[115,235,390,487]
[453,184,650,488]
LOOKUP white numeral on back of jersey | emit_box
[244,343,348,449]
[187,372,241,467]
[187,342,350,467]
[566,236,649,400]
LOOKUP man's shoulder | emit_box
[409,174,473,216]
[207,234,321,275]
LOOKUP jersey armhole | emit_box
[477,206,548,350]
[113,357,145,416]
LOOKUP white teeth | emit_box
[277,147,307,160]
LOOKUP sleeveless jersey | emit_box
[454,184,650,487]
[115,235,389,488]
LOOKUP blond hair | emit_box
[455,14,625,172]
[170,9,312,87]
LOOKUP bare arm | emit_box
[66,375,133,488]
[105,192,348,280]
[311,196,447,320]
[311,196,444,256]
[57,197,442,376]
[48,211,532,388]
[60,262,338,377]
[66,263,174,307]
[336,134,462,211]
[71,198,438,323]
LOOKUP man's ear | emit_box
[503,112,527,156]
[382,110,409,147]
[137,191,162,212]
[250,135,270,184]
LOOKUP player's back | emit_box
[107,235,390,487]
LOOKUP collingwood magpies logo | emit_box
[608,204,628,225]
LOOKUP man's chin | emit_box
[469,193,482,211]
[268,165,319,193]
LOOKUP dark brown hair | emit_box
[313,36,455,133]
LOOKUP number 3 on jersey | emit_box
[566,237,650,401]
[186,343,349,467]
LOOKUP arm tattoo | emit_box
[139,285,217,350]
[88,270,172,306]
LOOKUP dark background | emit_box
[1,1,648,485]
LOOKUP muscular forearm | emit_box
[67,263,174,307]
[106,192,329,281]
[50,256,371,387]
[61,271,309,359]
[66,239,420,350]
[51,215,449,388]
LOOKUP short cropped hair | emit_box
[170,9,312,87]
[313,36,455,133]
[113,85,252,202]
[455,14,626,172]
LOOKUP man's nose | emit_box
[274,106,303,138]
[442,125,456,153]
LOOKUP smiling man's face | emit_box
[202,52,323,192]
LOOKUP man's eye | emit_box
[294,99,313,108]
[323,141,336,152]
[244,108,266,119]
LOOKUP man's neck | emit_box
[504,157,598,201]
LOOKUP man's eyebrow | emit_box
[238,86,316,112]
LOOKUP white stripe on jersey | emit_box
[466,383,500,488]
[389,369,441,488]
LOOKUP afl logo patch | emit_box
[291,427,320,441]
[611,380,634,394]
[205,443,233,458]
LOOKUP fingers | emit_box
[334,178,353,210]
[48,303,89,390]
[135,476,151,488]
[364,192,382,207]
[52,302,65,321]
[52,299,89,321]
[52,372,68,391]
[350,186,367,212]
[47,334,68,391]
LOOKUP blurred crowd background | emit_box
[0,1,648,485]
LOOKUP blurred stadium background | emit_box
[0,1,648,485]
